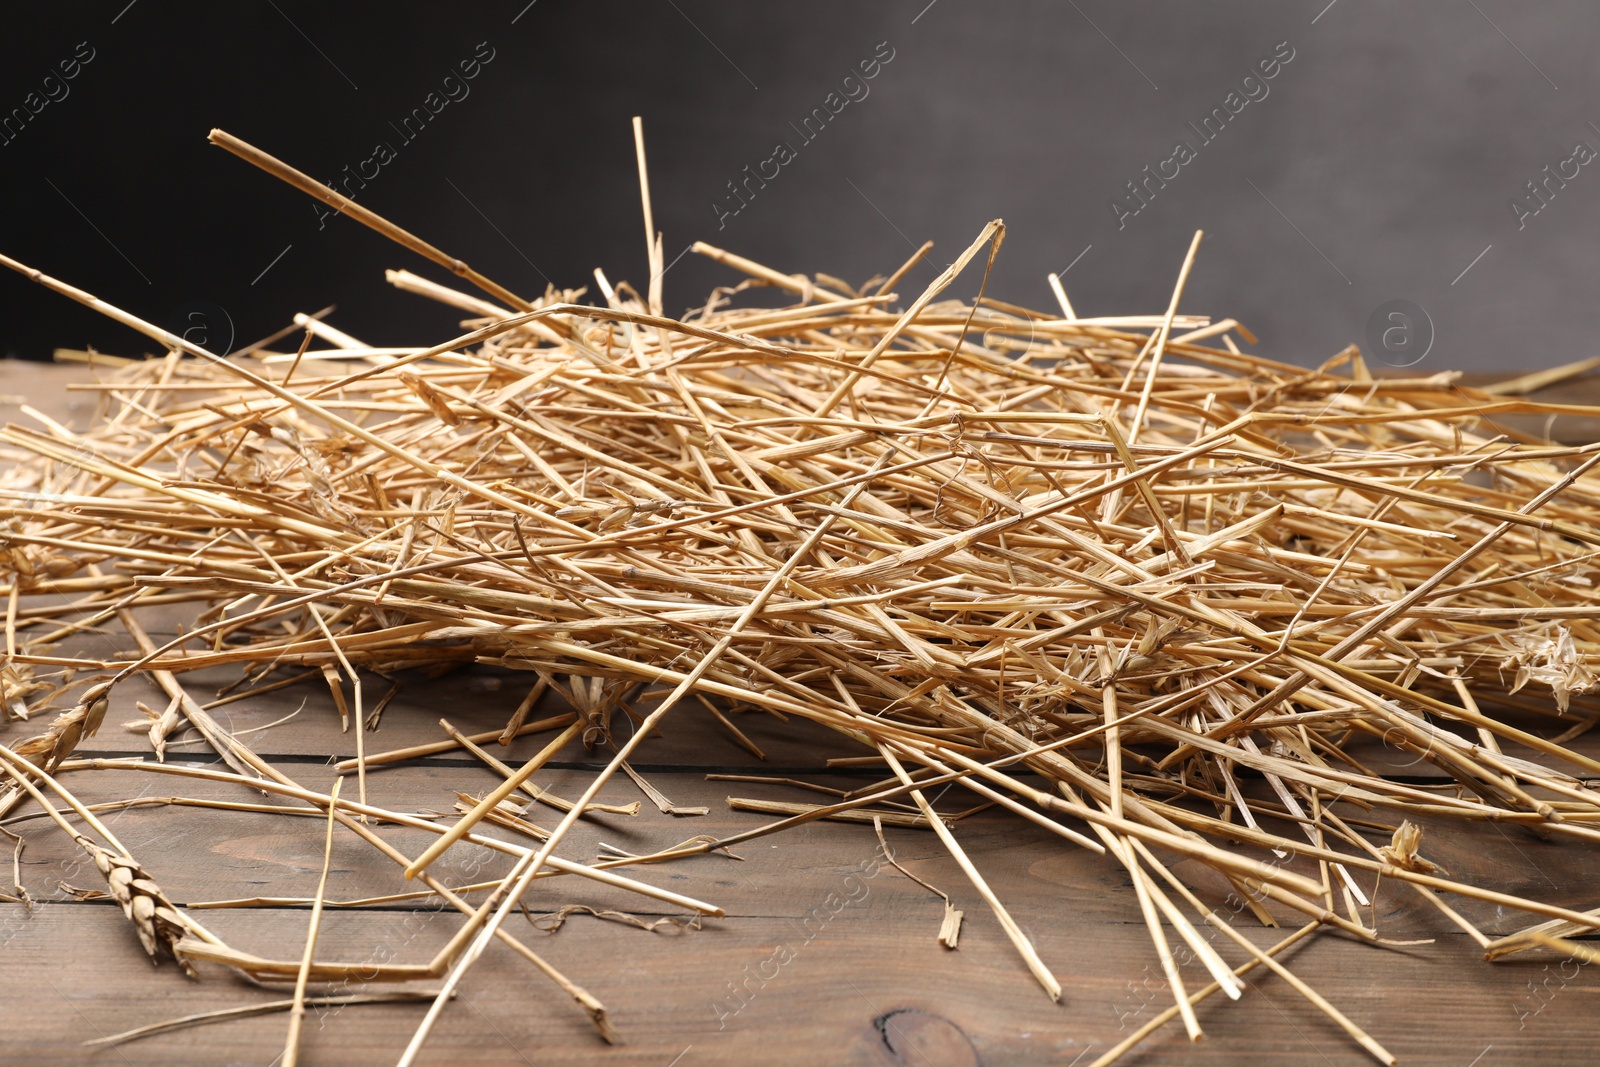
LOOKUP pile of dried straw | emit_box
[4,124,1600,1064]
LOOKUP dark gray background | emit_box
[1,1,1595,371]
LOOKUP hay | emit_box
[3,122,1600,1062]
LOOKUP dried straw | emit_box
[1,120,1599,1061]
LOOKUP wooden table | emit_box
[3,361,1600,1066]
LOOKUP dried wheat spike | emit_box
[1378,820,1447,876]
[78,834,198,976]
[14,680,112,771]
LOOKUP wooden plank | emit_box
[53,682,862,770]
[9,762,1600,943]
[22,611,1600,771]
[27,640,1600,773]
[7,872,1598,1065]
[19,623,865,768]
